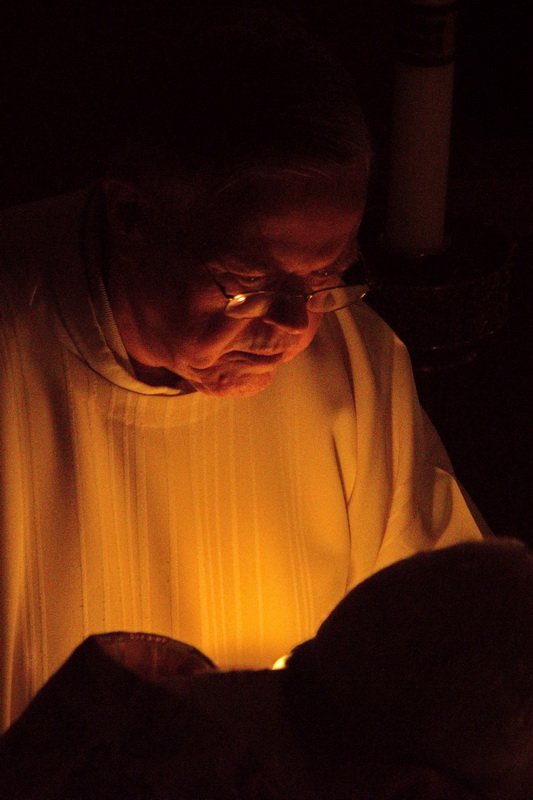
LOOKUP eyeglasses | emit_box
[206,269,369,320]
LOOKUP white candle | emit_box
[384,0,457,255]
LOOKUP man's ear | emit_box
[377,764,482,800]
[100,177,151,236]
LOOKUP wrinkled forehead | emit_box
[200,173,366,253]
[143,169,366,261]
[212,171,366,217]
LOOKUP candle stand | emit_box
[364,214,513,371]
[364,0,515,370]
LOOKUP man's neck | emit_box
[128,354,196,392]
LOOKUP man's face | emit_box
[105,176,364,397]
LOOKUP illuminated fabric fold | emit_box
[0,189,482,730]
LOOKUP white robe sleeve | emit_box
[332,304,484,588]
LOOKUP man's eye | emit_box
[225,273,268,290]
[308,269,344,288]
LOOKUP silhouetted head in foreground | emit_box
[285,537,533,799]
[3,538,533,799]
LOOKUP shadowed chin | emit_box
[189,366,280,397]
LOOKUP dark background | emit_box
[1,0,531,541]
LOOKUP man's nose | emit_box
[262,294,310,333]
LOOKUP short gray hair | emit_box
[106,6,371,199]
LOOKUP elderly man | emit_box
[1,539,531,800]
[0,8,483,730]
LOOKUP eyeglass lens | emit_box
[225,285,367,319]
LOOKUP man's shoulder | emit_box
[0,188,89,306]
[312,301,413,397]
[326,301,405,361]
[0,189,86,239]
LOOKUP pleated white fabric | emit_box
[0,190,482,730]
